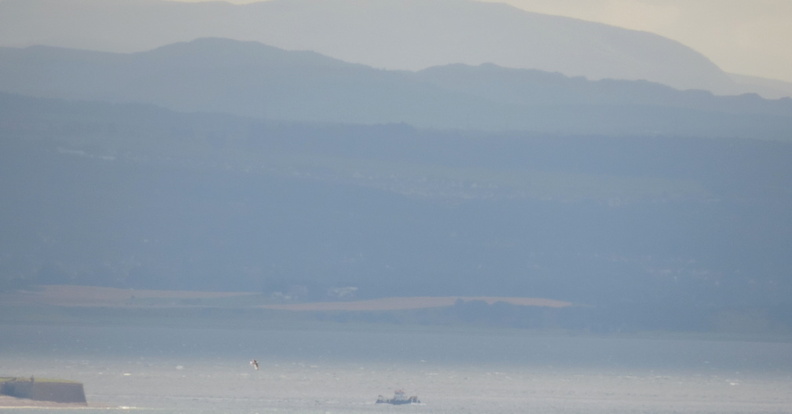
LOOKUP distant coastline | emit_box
[0,285,572,311]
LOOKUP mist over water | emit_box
[3,323,792,413]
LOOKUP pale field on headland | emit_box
[0,285,572,310]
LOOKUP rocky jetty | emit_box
[0,377,86,404]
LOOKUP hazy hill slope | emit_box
[2,93,792,332]
[417,64,792,116]
[1,39,791,140]
[0,39,504,127]
[0,0,735,94]
[729,73,792,100]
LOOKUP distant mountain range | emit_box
[2,0,792,333]
[1,38,791,140]
[2,0,784,97]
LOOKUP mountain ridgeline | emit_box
[0,0,739,95]
[2,92,792,332]
[1,38,791,140]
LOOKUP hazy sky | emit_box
[174,0,792,83]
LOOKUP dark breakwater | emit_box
[1,377,86,404]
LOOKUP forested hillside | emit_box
[2,93,791,331]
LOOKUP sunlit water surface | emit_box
[2,323,792,413]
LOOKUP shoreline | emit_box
[0,395,90,409]
[3,285,792,344]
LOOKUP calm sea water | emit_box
[2,322,792,413]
